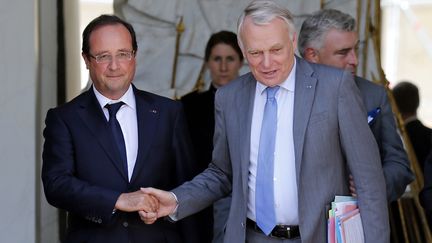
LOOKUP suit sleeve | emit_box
[338,72,390,243]
[420,152,432,218]
[376,87,414,202]
[41,109,120,225]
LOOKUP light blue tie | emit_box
[256,86,279,235]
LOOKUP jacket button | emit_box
[123,221,129,227]
[241,222,245,228]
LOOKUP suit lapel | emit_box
[129,87,158,184]
[293,57,317,180]
[237,74,257,198]
[77,88,129,181]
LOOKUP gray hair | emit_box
[298,9,355,57]
[237,0,296,49]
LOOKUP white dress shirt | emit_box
[93,85,138,181]
[247,60,299,225]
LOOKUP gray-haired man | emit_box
[298,9,414,202]
[140,2,390,242]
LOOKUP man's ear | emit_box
[304,48,319,63]
[82,52,90,69]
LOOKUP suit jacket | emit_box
[420,151,432,228]
[180,86,217,242]
[355,76,413,202]
[181,84,233,243]
[42,85,199,243]
[181,84,216,172]
[172,57,390,243]
[405,119,432,173]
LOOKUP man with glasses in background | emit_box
[41,14,199,243]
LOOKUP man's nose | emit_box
[348,50,358,67]
[108,57,120,70]
[262,52,272,68]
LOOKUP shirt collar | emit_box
[257,58,296,94]
[404,115,417,124]
[93,84,136,111]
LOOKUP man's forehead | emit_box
[324,29,358,45]
[325,28,358,39]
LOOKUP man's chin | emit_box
[257,78,283,87]
[344,68,356,76]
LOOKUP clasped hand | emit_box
[114,189,160,224]
[138,187,178,224]
[114,188,178,224]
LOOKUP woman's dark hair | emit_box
[82,14,138,55]
[204,30,243,62]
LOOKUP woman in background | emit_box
[181,30,244,243]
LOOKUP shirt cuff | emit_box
[168,192,179,221]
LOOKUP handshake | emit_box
[114,187,177,224]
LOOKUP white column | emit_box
[37,0,61,242]
[64,1,82,101]
[0,0,38,242]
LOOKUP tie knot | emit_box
[266,86,280,99]
[105,102,125,118]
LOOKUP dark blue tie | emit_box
[105,102,128,177]
[256,86,279,235]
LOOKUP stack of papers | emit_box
[327,196,364,243]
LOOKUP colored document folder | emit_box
[328,196,364,243]
[340,209,364,243]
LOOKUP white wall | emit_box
[0,0,59,242]
[0,1,38,242]
[38,0,60,242]
[382,2,432,126]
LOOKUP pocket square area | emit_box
[367,107,381,124]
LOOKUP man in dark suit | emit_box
[420,151,432,229]
[393,81,432,174]
[298,8,414,202]
[140,1,390,242]
[41,15,198,243]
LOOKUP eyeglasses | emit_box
[89,50,135,64]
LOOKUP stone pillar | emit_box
[64,1,81,101]
[0,0,39,242]
[37,0,60,242]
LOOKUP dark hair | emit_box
[204,30,243,62]
[82,14,138,55]
[393,81,420,114]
